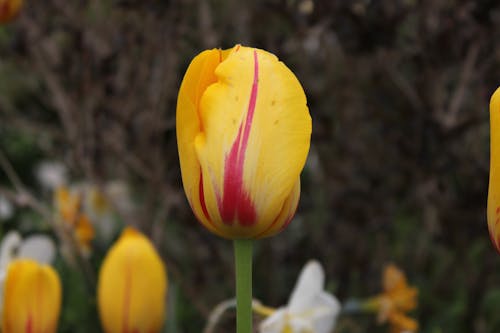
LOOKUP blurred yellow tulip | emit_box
[0,0,22,23]
[488,87,500,253]
[2,259,62,333]
[97,227,167,333]
[176,45,312,239]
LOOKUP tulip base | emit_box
[234,239,253,333]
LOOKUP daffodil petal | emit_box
[18,235,56,264]
[309,292,341,333]
[288,260,325,313]
[259,308,286,333]
[0,231,21,270]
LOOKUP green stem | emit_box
[234,239,253,333]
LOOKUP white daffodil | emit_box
[0,230,56,316]
[0,230,56,270]
[259,260,341,333]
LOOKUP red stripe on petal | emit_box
[496,234,500,255]
[279,214,295,231]
[122,262,131,333]
[255,196,298,238]
[199,171,211,222]
[218,50,259,226]
[489,230,500,255]
[25,314,33,333]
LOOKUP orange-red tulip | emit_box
[176,45,312,239]
[488,87,500,252]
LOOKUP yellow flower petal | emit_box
[2,259,62,333]
[255,179,300,239]
[383,264,408,292]
[488,87,500,253]
[97,227,168,333]
[388,312,418,333]
[177,48,225,235]
[54,186,80,225]
[75,214,95,254]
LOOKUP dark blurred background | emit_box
[1,0,499,332]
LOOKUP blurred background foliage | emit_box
[0,0,500,332]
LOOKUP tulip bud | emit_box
[488,87,500,252]
[2,259,62,333]
[97,227,167,333]
[0,0,23,23]
[176,45,312,239]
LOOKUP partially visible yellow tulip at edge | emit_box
[176,44,312,239]
[0,0,22,23]
[2,259,62,333]
[488,86,500,253]
[97,227,168,333]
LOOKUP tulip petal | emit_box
[488,87,500,252]
[195,45,311,237]
[19,235,56,264]
[177,48,225,235]
[255,179,300,238]
[2,259,62,333]
[288,260,325,313]
[98,228,167,333]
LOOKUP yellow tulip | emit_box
[488,87,500,253]
[2,259,62,333]
[0,0,22,23]
[176,45,312,239]
[97,227,167,333]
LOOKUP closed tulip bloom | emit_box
[0,0,22,23]
[488,87,500,252]
[98,227,167,333]
[177,45,312,239]
[2,259,62,333]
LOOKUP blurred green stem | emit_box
[234,239,253,333]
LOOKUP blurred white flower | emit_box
[35,161,67,190]
[258,260,341,333]
[0,230,56,315]
[104,180,134,215]
[0,196,13,220]
[83,185,115,242]
[0,231,56,269]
